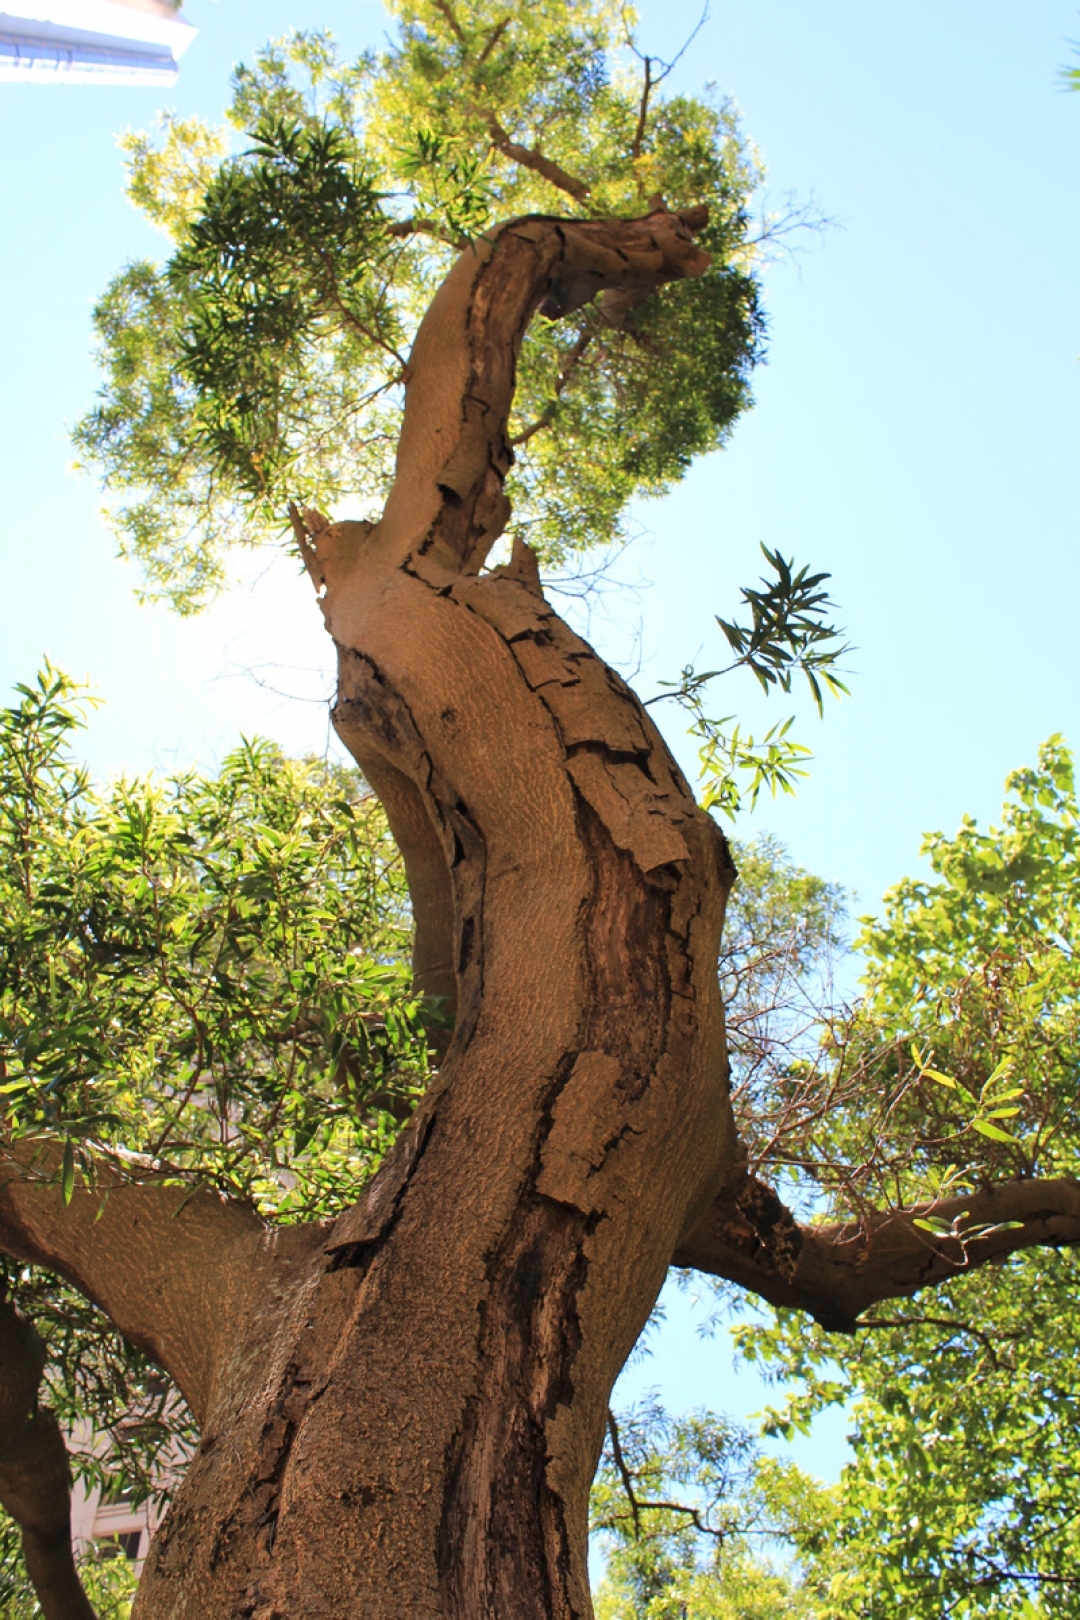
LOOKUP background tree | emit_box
[596,740,1080,1618]
[4,3,1080,1617]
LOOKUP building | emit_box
[0,0,196,86]
[66,1403,189,1574]
[70,1471,161,1569]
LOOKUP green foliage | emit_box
[75,5,765,610]
[719,833,848,1161]
[0,665,430,1581]
[727,740,1080,1616]
[0,665,430,1216]
[591,1397,835,1618]
[804,736,1080,1210]
[0,1513,139,1618]
[168,118,393,505]
[653,548,849,820]
[595,743,1080,1617]
[712,549,850,714]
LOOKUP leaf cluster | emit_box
[0,667,430,1217]
[715,741,1080,1615]
[75,3,767,610]
[653,547,849,820]
[591,1395,834,1618]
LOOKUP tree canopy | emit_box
[75,7,765,612]
[593,739,1080,1618]
[2,3,1077,1616]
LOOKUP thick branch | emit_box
[374,204,711,576]
[0,1142,266,1422]
[674,1173,1080,1333]
[0,1296,96,1620]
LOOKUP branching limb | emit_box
[427,0,591,202]
[479,110,591,202]
[622,2,711,165]
[605,1408,641,1537]
[0,1296,96,1620]
[602,1408,730,1544]
[510,328,593,447]
[674,1172,1080,1332]
[0,1141,266,1423]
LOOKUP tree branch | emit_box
[0,1141,267,1423]
[481,111,591,203]
[605,1407,641,1537]
[510,328,593,447]
[0,1296,96,1620]
[385,215,467,250]
[369,204,711,576]
[631,57,652,163]
[433,0,467,46]
[673,1172,1080,1333]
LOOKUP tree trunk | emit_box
[12,200,1078,1618]
[125,207,740,1619]
[0,206,738,1619]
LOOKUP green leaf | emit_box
[61,1139,75,1206]
[970,1119,1020,1144]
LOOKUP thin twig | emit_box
[510,330,593,446]
[606,1408,641,1538]
[631,56,652,163]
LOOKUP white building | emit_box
[70,1471,161,1568]
[67,1407,189,1574]
[0,0,196,85]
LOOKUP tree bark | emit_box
[4,204,1080,1617]
[676,1171,1080,1332]
[117,205,740,1618]
[0,1296,96,1620]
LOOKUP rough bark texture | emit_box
[676,1172,1080,1333]
[0,1297,96,1620]
[138,206,738,1619]
[5,204,1080,1617]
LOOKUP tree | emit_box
[5,4,1080,1616]
[595,739,1080,1619]
[729,736,1080,1618]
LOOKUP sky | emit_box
[2,0,1078,1496]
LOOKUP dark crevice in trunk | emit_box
[437,1194,599,1620]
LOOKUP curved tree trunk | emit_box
[124,206,742,1619]
[8,202,1080,1618]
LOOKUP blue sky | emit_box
[2,0,1078,1488]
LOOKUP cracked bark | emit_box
[121,205,737,1619]
[7,201,1077,1617]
